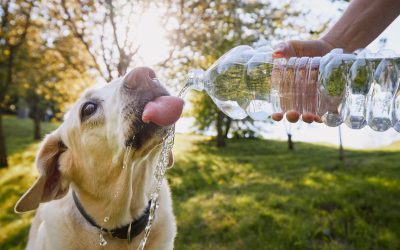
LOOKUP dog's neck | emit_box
[71,146,161,230]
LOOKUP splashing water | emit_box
[122,146,133,169]
[137,85,188,250]
[99,144,135,246]
[99,230,108,246]
[97,84,187,248]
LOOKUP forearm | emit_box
[321,0,400,52]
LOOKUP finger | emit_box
[302,113,314,123]
[272,42,296,59]
[286,111,300,123]
[314,116,323,123]
[289,40,333,57]
[272,113,284,121]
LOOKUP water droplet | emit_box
[137,86,187,250]
[99,231,108,246]
[123,146,132,169]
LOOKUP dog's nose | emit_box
[123,67,157,89]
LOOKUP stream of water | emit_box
[136,84,189,250]
[97,84,189,248]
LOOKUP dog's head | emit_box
[15,67,181,213]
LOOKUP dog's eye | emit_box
[81,102,97,119]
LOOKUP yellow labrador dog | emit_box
[15,67,183,250]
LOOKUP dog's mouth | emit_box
[120,67,184,150]
[126,118,163,149]
[125,95,184,149]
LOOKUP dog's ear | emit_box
[167,150,174,169]
[15,130,69,213]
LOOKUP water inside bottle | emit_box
[344,58,372,129]
[207,46,256,119]
[186,45,400,132]
[303,57,320,119]
[245,52,274,121]
[368,58,399,131]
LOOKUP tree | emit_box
[284,121,295,151]
[15,25,93,140]
[47,0,171,82]
[338,125,344,161]
[0,0,34,167]
[164,0,319,147]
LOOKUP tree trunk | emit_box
[216,111,226,147]
[287,133,294,151]
[30,97,42,140]
[33,113,41,140]
[0,48,16,168]
[0,112,8,167]
[338,126,344,161]
[224,117,232,139]
[285,122,294,151]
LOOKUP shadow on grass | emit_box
[1,129,399,250]
[171,136,400,250]
[1,223,30,250]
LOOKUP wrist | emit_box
[318,38,337,52]
[320,35,350,53]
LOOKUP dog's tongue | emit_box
[142,96,184,126]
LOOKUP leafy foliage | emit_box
[16,28,94,120]
[164,0,323,144]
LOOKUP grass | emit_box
[1,115,400,249]
[0,116,57,250]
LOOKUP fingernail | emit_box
[273,42,287,52]
[272,43,287,58]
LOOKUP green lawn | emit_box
[1,116,400,249]
[0,116,58,250]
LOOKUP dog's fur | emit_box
[15,67,177,250]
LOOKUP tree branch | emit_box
[60,0,106,80]
[100,17,113,82]
[106,0,123,57]
[0,0,10,36]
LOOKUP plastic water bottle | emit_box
[186,45,400,132]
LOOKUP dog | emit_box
[15,67,181,250]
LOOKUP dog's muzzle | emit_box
[121,67,170,148]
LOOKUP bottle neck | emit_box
[186,69,206,92]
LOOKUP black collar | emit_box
[72,191,151,241]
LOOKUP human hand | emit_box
[271,39,334,123]
[272,39,335,59]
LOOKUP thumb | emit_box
[272,42,296,59]
[274,40,334,59]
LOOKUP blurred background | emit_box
[1,0,399,249]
